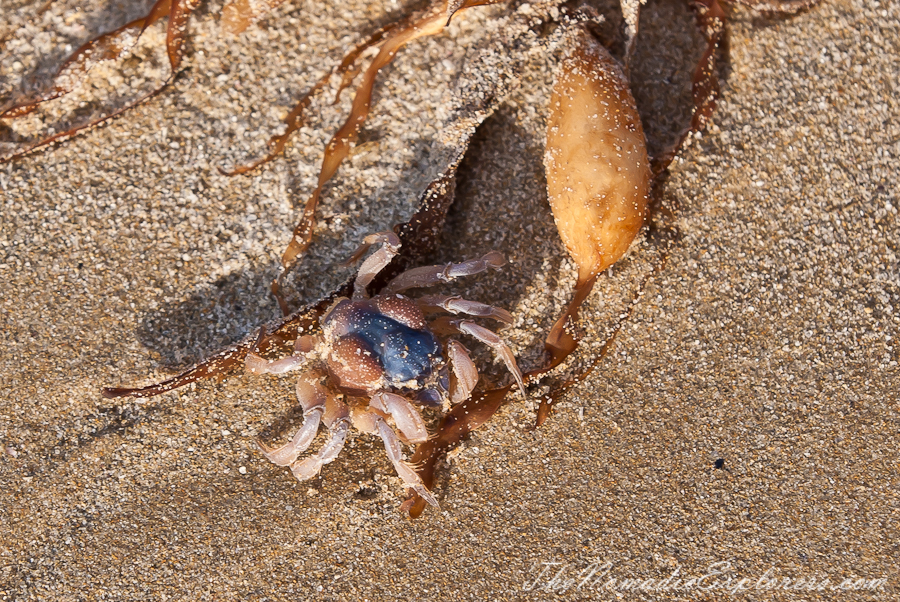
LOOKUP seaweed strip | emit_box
[217,20,403,176]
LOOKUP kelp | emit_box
[0,0,820,164]
[269,0,507,314]
[216,19,405,177]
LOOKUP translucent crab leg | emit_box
[383,251,506,294]
[416,294,513,324]
[374,417,439,509]
[258,408,322,466]
[446,340,478,405]
[256,376,328,466]
[452,319,526,401]
[245,353,304,375]
[369,391,428,444]
[244,325,317,374]
[344,232,402,299]
[290,400,351,482]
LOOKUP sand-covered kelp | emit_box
[541,28,652,366]
[263,0,509,313]
[3,0,823,516]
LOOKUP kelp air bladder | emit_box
[542,29,651,369]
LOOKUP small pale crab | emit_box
[244,231,527,508]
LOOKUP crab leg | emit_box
[384,252,506,294]
[350,408,439,508]
[256,376,327,466]
[245,325,319,374]
[451,319,527,401]
[446,340,478,405]
[416,294,513,324]
[245,353,304,375]
[374,417,440,509]
[369,392,428,443]
[290,398,351,481]
[344,231,402,299]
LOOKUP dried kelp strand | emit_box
[219,21,401,176]
[0,0,172,120]
[0,0,201,163]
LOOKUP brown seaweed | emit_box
[216,20,404,177]
[407,0,824,510]
[221,0,289,34]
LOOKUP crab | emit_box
[243,231,526,507]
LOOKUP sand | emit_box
[1,0,897,599]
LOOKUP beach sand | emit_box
[1,0,897,598]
